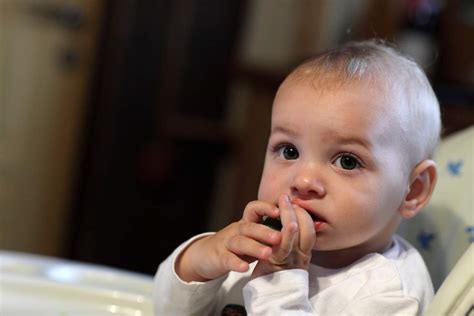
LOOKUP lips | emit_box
[291,199,327,231]
[311,215,326,232]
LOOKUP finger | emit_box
[276,222,298,259]
[222,252,250,273]
[237,221,281,246]
[242,200,280,223]
[278,194,298,227]
[294,205,316,253]
[226,234,273,261]
[274,194,298,259]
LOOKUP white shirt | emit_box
[153,234,433,315]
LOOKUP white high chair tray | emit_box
[0,251,154,315]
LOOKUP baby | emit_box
[154,39,441,315]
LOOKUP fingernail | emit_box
[284,194,290,204]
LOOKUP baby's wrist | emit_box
[251,262,285,280]
[251,254,311,280]
[175,236,212,282]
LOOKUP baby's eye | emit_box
[334,154,361,170]
[276,144,299,160]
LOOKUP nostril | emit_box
[291,172,326,197]
[291,183,326,198]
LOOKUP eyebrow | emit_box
[271,125,372,149]
[271,125,300,136]
[322,131,372,149]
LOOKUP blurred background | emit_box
[0,0,473,277]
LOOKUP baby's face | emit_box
[258,79,411,261]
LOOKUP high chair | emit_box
[425,243,473,315]
[398,126,473,315]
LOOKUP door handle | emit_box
[25,3,84,30]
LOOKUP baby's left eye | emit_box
[333,154,362,170]
[282,145,299,160]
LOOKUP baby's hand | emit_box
[251,194,316,279]
[175,201,282,282]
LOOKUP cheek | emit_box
[340,189,377,225]
[257,169,279,201]
[351,176,405,223]
[338,179,399,226]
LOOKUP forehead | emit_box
[271,78,406,147]
[273,77,391,119]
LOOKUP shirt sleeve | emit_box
[243,269,316,315]
[243,268,421,316]
[153,233,227,316]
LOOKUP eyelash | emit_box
[271,143,364,169]
[333,152,365,169]
[271,143,296,158]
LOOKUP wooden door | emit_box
[0,0,103,256]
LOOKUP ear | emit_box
[399,159,437,219]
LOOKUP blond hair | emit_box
[289,39,441,166]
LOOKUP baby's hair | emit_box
[289,39,441,167]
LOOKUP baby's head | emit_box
[258,40,441,266]
[287,39,441,169]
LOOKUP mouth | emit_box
[308,212,326,231]
[292,199,326,231]
[309,213,325,222]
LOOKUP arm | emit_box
[244,269,316,315]
[154,201,282,314]
[175,200,282,282]
[154,195,316,315]
[153,234,228,316]
[244,266,422,316]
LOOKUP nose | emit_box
[290,163,326,198]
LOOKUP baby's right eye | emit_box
[275,144,299,160]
